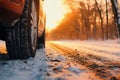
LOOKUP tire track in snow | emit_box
[47,42,120,80]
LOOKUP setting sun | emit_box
[44,0,71,31]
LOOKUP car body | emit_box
[0,0,46,59]
[0,0,45,37]
[0,0,25,26]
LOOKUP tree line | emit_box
[46,0,120,40]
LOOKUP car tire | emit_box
[5,0,38,59]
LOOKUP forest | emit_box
[46,0,120,40]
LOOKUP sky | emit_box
[44,0,71,31]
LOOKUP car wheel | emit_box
[5,0,38,59]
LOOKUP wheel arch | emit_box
[34,0,40,20]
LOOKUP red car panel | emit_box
[0,0,25,15]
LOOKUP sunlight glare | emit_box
[44,0,71,31]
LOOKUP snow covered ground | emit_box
[46,45,101,80]
[49,39,120,61]
[0,49,47,80]
[0,39,120,80]
[47,39,120,80]
[0,40,47,80]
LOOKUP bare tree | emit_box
[94,0,104,40]
[110,0,120,37]
[105,0,109,39]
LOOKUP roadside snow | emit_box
[0,49,47,80]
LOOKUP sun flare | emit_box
[44,0,71,31]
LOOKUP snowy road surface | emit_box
[0,40,120,80]
[0,49,47,80]
[46,40,120,80]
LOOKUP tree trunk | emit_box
[105,0,109,39]
[110,0,120,37]
[95,0,104,40]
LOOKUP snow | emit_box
[0,39,120,80]
[47,39,120,80]
[0,49,47,80]
[50,39,120,61]
[68,67,82,75]
[46,45,101,80]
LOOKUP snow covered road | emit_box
[0,49,47,80]
[48,40,120,61]
[47,40,120,80]
[0,40,120,80]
